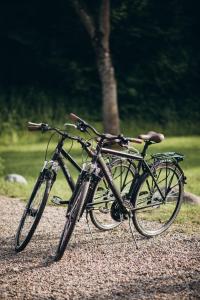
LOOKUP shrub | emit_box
[0,156,4,176]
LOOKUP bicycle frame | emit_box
[101,146,166,202]
[50,116,185,261]
[43,136,82,193]
[83,141,169,214]
[44,132,169,214]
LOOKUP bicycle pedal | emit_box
[51,196,69,205]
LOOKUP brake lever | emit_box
[120,136,128,145]
[41,124,50,133]
[77,121,88,132]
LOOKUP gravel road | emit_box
[0,196,199,300]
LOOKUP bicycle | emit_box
[52,113,186,261]
[15,122,135,252]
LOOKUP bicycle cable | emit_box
[44,132,56,161]
[81,136,95,164]
[64,138,74,155]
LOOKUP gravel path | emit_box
[0,196,199,300]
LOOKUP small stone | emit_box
[5,174,28,185]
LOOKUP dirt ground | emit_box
[0,196,199,299]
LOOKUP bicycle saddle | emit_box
[138,131,164,143]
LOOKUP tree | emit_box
[72,0,120,134]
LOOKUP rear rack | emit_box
[151,152,184,163]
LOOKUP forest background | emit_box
[0,0,199,137]
[0,0,199,201]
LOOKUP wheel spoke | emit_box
[15,178,49,251]
[133,163,183,237]
[90,159,135,230]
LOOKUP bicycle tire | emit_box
[15,172,52,252]
[53,179,90,261]
[89,159,136,230]
[132,162,184,237]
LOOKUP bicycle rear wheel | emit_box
[132,162,184,237]
[89,159,135,230]
[53,179,90,261]
[15,172,52,252]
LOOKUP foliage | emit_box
[175,203,200,226]
[0,135,199,196]
[0,0,199,133]
[0,156,4,176]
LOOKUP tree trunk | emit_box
[72,0,120,134]
[97,50,120,134]
[96,0,120,134]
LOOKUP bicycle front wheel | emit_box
[132,162,184,237]
[53,179,90,261]
[15,172,52,252]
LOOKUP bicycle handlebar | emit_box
[70,113,85,124]
[28,116,143,147]
[69,113,101,136]
[70,113,120,139]
[112,137,143,144]
[27,121,93,149]
[27,122,49,132]
[69,113,143,145]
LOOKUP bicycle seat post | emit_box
[141,141,151,158]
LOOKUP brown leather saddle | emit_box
[138,131,164,143]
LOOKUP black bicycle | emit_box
[15,122,135,252]
[52,113,186,261]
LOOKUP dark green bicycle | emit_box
[52,114,186,261]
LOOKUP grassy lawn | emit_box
[144,136,200,196]
[0,136,82,201]
[0,134,200,227]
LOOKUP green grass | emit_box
[0,134,199,228]
[176,203,200,225]
[146,136,200,196]
[0,136,82,201]
[171,202,200,234]
[0,135,199,195]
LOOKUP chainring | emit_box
[110,200,125,222]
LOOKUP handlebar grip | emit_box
[129,138,143,144]
[104,133,118,140]
[103,137,143,146]
[70,113,83,123]
[27,122,42,131]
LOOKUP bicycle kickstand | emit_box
[128,212,139,250]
